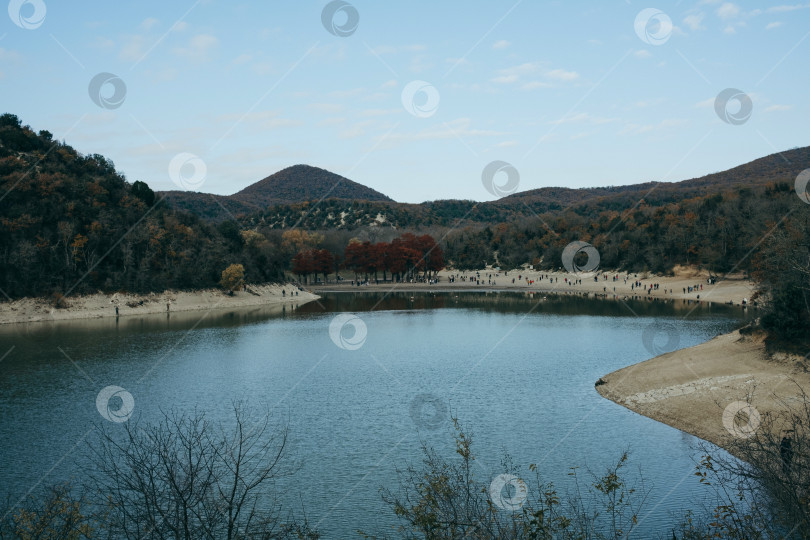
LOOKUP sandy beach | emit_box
[0,266,754,327]
[0,284,320,325]
[314,265,757,307]
[596,329,810,452]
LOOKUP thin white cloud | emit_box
[318,117,346,127]
[492,40,511,50]
[767,4,810,13]
[140,18,159,32]
[173,34,218,63]
[360,108,401,117]
[216,111,300,130]
[683,13,706,31]
[494,140,519,147]
[632,98,665,108]
[717,2,741,19]
[119,35,149,62]
[521,81,552,90]
[634,50,652,59]
[548,112,617,126]
[251,62,274,76]
[370,44,426,55]
[339,120,375,139]
[308,103,344,114]
[618,118,687,135]
[445,57,473,68]
[765,21,783,30]
[329,88,366,99]
[492,75,519,84]
[492,63,573,87]
[92,37,115,50]
[0,47,21,61]
[381,79,397,89]
[546,68,579,81]
[377,118,505,147]
[765,104,792,112]
[498,62,542,77]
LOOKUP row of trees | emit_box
[290,233,444,284]
[291,249,335,284]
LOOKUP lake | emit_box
[0,291,750,537]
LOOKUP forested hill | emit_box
[158,147,810,227]
[504,146,810,206]
[240,146,810,231]
[160,164,393,220]
[232,164,393,206]
[0,113,290,298]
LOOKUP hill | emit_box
[231,164,393,206]
[0,113,289,298]
[160,148,810,227]
[237,146,810,231]
[159,164,394,221]
[504,146,810,207]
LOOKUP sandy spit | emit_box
[0,284,319,325]
[596,330,810,451]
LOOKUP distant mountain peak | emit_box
[230,164,394,206]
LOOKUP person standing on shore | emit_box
[780,431,794,474]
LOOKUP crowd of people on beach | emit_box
[311,268,752,307]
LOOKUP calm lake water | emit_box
[0,292,751,537]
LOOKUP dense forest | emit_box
[0,114,289,298]
[1,113,808,342]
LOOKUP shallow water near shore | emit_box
[0,291,752,536]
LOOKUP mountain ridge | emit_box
[159,146,810,226]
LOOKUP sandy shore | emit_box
[314,265,757,307]
[596,330,810,452]
[0,284,320,325]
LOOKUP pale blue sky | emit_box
[2,1,808,202]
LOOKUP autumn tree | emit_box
[281,230,323,255]
[0,483,93,539]
[313,249,335,283]
[291,250,314,284]
[219,263,245,292]
[343,239,367,280]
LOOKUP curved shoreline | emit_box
[596,330,810,453]
[311,266,757,307]
[0,284,320,326]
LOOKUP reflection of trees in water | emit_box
[299,291,751,320]
[5,292,747,346]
